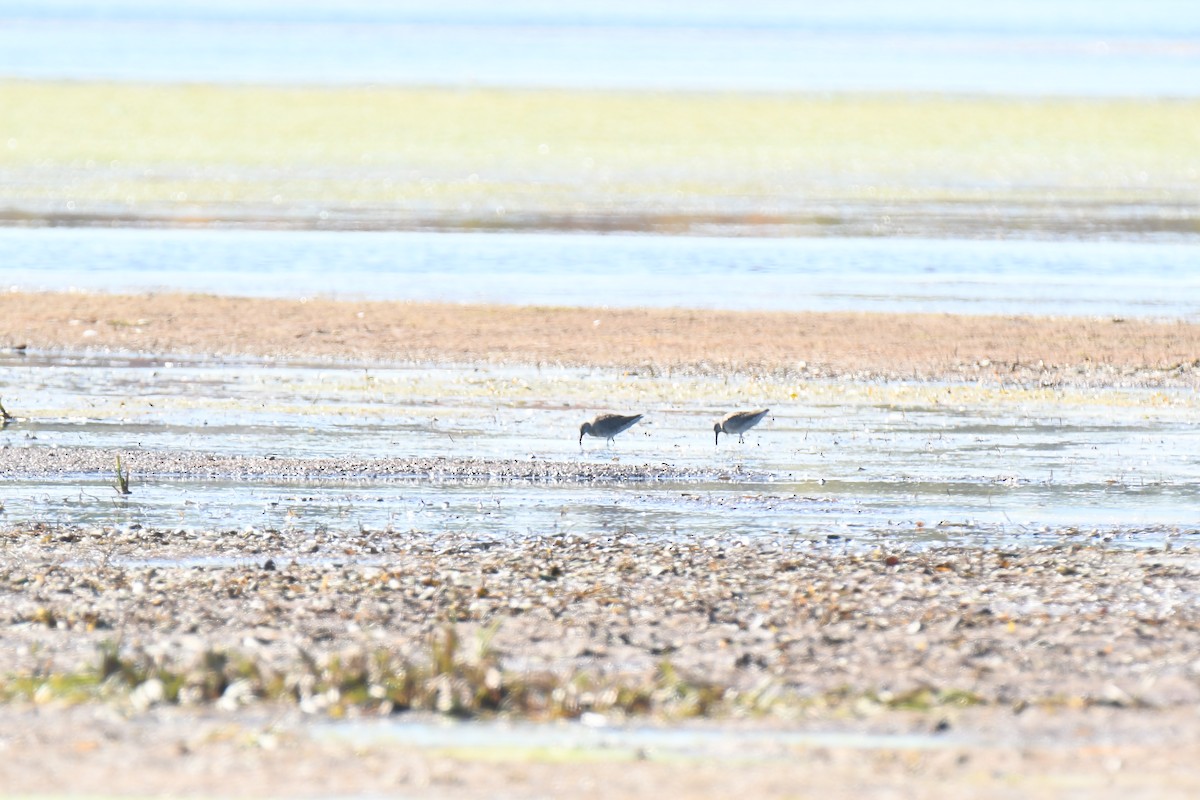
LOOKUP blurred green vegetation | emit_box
[1,81,1197,234]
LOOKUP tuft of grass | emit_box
[113,455,131,495]
[0,631,733,719]
[0,632,995,720]
[879,687,985,711]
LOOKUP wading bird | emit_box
[714,408,769,444]
[579,413,644,446]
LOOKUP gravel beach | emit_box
[2,524,1200,797]
[5,524,1199,705]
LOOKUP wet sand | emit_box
[5,290,1200,388]
[5,705,1198,799]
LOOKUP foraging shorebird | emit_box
[714,408,769,445]
[579,413,643,446]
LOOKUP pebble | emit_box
[1,523,1197,713]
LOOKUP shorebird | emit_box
[714,408,769,445]
[579,413,643,446]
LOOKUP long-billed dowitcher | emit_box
[579,413,644,446]
[713,408,769,444]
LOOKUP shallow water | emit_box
[5,227,1200,318]
[3,353,1197,543]
[3,1,1199,96]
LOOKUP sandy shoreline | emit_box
[3,75,1199,797]
[5,291,1200,388]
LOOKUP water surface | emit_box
[2,1,1198,96]
[5,227,1199,318]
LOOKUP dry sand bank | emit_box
[5,291,1200,387]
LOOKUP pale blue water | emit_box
[0,0,1198,95]
[3,227,1198,318]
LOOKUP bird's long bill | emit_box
[714,429,720,446]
